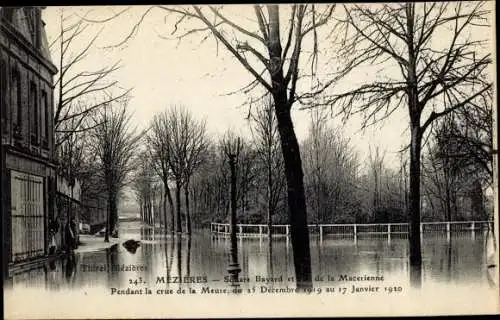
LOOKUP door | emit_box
[10,170,45,262]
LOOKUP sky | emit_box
[39,4,495,210]
[41,5,417,172]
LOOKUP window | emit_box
[12,69,22,139]
[41,90,49,148]
[30,81,39,145]
[1,59,6,132]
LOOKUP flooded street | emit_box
[5,220,497,294]
[4,219,499,318]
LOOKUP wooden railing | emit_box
[210,221,493,238]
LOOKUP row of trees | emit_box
[50,8,139,242]
[133,96,493,231]
[58,3,492,287]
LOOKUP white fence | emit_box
[210,221,493,238]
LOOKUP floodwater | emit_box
[4,220,499,317]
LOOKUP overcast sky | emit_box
[41,5,419,171]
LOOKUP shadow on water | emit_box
[186,236,192,277]
[410,263,422,289]
[106,243,119,286]
[176,234,182,281]
[168,234,175,277]
[267,238,274,280]
[64,252,77,285]
[227,234,242,292]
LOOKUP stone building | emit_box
[1,7,57,276]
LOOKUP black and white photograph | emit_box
[1,3,498,318]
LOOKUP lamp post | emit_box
[224,136,242,279]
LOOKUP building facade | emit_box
[1,7,57,276]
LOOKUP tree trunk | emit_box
[409,125,422,266]
[445,182,452,221]
[184,182,191,235]
[105,193,111,242]
[110,193,118,234]
[274,101,312,289]
[139,199,144,222]
[229,155,238,254]
[162,185,168,230]
[175,181,182,233]
[165,183,175,233]
[267,161,273,238]
[266,5,312,288]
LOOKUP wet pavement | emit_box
[4,220,499,317]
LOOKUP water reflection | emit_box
[227,234,242,291]
[186,236,192,277]
[106,244,119,287]
[64,253,77,285]
[410,264,422,288]
[5,222,496,299]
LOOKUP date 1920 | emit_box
[384,286,403,293]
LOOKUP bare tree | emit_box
[50,8,130,150]
[164,105,207,234]
[321,2,492,266]
[250,97,285,237]
[181,114,207,235]
[90,101,140,242]
[148,113,175,232]
[301,113,360,224]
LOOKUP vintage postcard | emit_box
[2,3,499,318]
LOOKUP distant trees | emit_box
[301,111,360,224]
[250,98,286,236]
[421,89,493,223]
[131,150,158,225]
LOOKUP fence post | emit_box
[420,224,423,233]
[353,224,357,237]
[259,225,262,236]
[239,225,242,235]
[320,225,323,242]
[286,225,289,236]
[387,224,391,235]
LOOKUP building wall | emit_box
[1,7,57,269]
